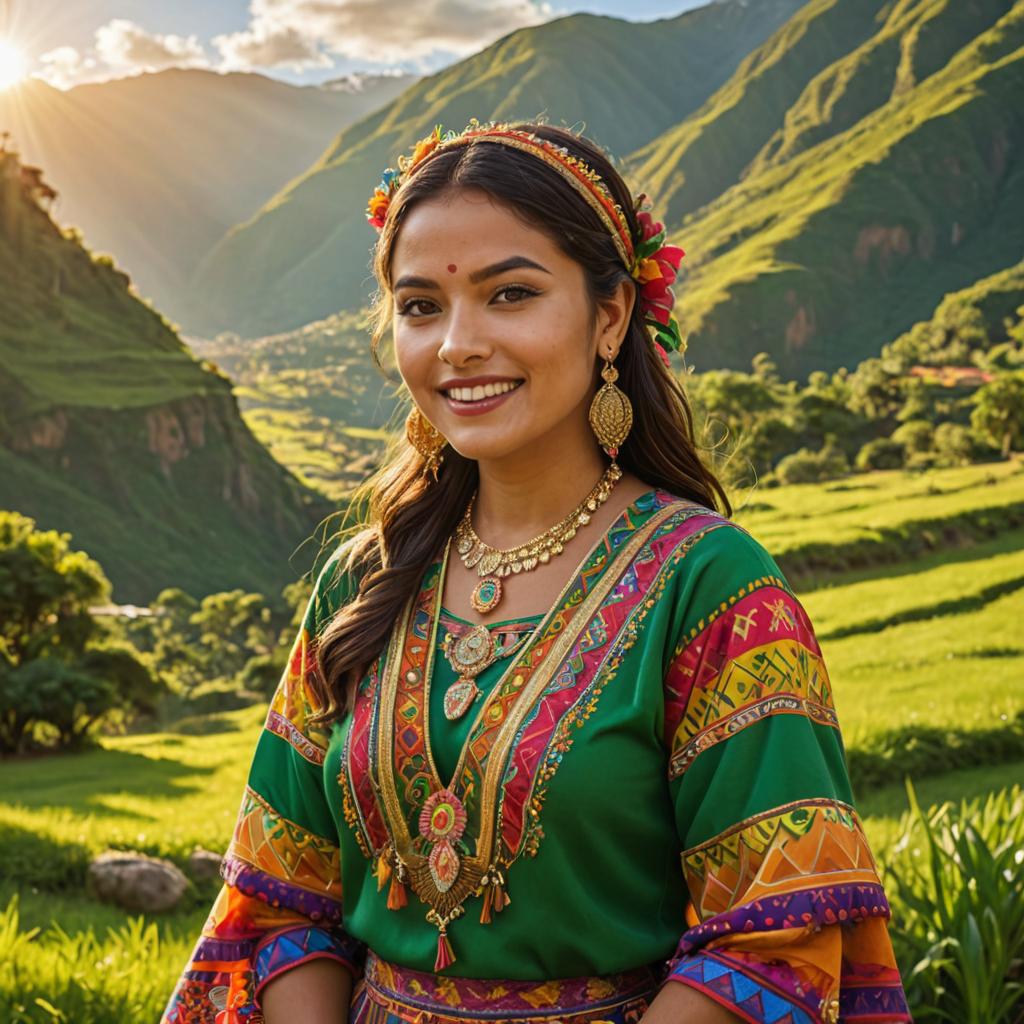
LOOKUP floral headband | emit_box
[366,120,685,364]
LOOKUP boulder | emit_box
[88,851,188,913]
[188,847,223,882]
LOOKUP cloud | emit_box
[215,23,331,72]
[214,0,556,69]
[95,19,209,71]
[36,46,99,89]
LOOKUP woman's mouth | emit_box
[441,379,524,416]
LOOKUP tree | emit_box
[0,511,160,753]
[969,372,1024,458]
[190,589,275,682]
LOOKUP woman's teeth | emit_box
[446,380,523,402]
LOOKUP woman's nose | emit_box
[436,303,493,365]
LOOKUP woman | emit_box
[163,121,911,1024]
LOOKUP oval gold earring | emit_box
[405,406,447,480]
[588,356,633,465]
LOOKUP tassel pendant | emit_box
[374,847,393,892]
[434,929,455,972]
[478,866,509,924]
[387,870,408,910]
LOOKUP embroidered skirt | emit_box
[349,950,663,1024]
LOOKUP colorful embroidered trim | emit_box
[664,581,837,781]
[668,952,817,1024]
[253,925,363,997]
[226,786,342,905]
[682,798,883,920]
[356,948,662,1022]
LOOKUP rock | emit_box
[88,851,188,913]
[188,847,223,882]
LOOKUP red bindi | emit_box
[447,264,457,273]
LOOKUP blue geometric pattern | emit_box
[669,953,815,1024]
[254,924,364,993]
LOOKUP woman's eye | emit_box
[493,284,539,303]
[396,298,438,317]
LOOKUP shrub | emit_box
[856,437,906,471]
[892,419,934,454]
[932,422,973,467]
[774,441,850,484]
[886,781,1024,1022]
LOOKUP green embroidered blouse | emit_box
[163,488,910,1024]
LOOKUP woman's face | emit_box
[389,188,623,466]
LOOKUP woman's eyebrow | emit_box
[393,256,552,291]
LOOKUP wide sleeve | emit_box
[660,524,911,1023]
[161,545,366,1023]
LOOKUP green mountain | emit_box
[0,147,336,604]
[673,0,1024,376]
[0,68,413,322]
[186,0,806,337]
[185,0,1023,384]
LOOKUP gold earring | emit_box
[588,356,633,463]
[405,406,447,480]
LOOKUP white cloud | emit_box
[215,23,331,72]
[214,0,555,69]
[36,46,99,89]
[94,19,208,72]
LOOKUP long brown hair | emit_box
[309,122,731,726]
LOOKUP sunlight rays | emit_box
[0,38,28,91]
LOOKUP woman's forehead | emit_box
[392,191,558,268]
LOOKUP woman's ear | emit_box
[594,278,636,361]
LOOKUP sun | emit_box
[0,38,28,91]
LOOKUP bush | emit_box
[856,437,906,471]
[932,422,974,467]
[846,714,1024,790]
[774,441,850,484]
[886,781,1024,1022]
[892,419,934,454]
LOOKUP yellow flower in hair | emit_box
[410,126,444,169]
[634,257,663,285]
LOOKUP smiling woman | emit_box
[163,121,912,1024]
[0,38,28,90]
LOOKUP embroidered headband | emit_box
[367,120,686,362]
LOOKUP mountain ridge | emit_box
[0,148,336,604]
[186,0,806,336]
[0,68,414,319]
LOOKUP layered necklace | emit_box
[453,462,622,616]
[440,463,622,721]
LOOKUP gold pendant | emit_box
[470,576,502,614]
[443,679,480,720]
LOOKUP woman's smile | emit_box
[439,376,525,416]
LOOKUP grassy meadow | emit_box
[2,461,1023,1021]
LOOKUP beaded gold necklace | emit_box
[454,462,622,615]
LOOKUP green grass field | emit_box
[2,460,1022,1021]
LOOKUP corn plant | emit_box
[885,780,1024,1023]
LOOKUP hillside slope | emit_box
[673,2,1023,376]
[0,149,336,604]
[0,69,413,321]
[187,0,805,337]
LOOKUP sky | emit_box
[0,0,708,89]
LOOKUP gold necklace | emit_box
[454,463,622,615]
[441,621,535,721]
